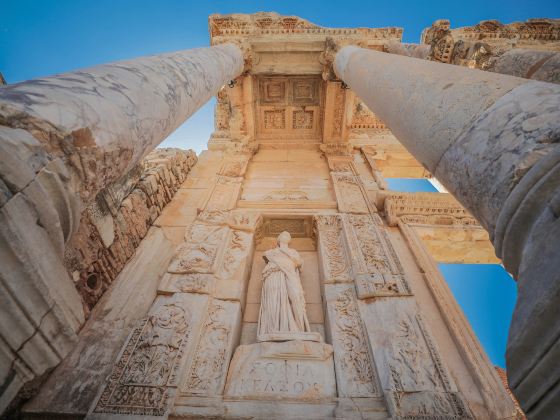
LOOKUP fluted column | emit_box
[0,43,243,413]
[335,46,560,417]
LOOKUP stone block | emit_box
[224,340,336,400]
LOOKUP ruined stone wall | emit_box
[421,18,560,83]
[64,148,197,317]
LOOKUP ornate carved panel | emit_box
[260,78,287,104]
[182,299,241,396]
[343,214,411,298]
[219,159,249,178]
[256,75,322,142]
[314,215,352,283]
[358,299,472,419]
[218,229,253,280]
[350,98,386,130]
[325,285,380,397]
[259,216,313,239]
[91,293,208,416]
[263,110,286,129]
[200,175,243,212]
[331,173,370,214]
[292,110,313,129]
[291,78,320,105]
[168,223,230,274]
[384,192,479,227]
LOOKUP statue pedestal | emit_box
[257,331,321,343]
[224,340,336,400]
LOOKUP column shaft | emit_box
[334,46,560,417]
[0,43,243,414]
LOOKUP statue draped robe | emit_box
[257,246,311,337]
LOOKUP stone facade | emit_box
[2,10,558,420]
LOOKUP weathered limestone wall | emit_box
[335,45,560,417]
[23,150,220,418]
[65,148,197,316]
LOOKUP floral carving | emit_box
[93,302,191,415]
[344,215,411,297]
[332,288,379,396]
[314,215,352,283]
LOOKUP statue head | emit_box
[277,231,291,246]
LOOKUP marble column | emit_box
[335,46,560,417]
[487,48,560,84]
[0,43,243,414]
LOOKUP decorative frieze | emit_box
[384,192,479,227]
[90,293,209,417]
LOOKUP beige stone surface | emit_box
[224,340,336,400]
[13,10,531,420]
[24,226,177,417]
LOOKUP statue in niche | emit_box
[257,231,320,342]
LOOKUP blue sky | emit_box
[2,0,558,153]
[2,0,540,368]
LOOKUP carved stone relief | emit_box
[350,98,386,130]
[182,299,241,396]
[324,284,379,397]
[343,214,411,298]
[358,298,472,419]
[263,190,309,201]
[314,215,352,283]
[168,223,230,275]
[90,293,209,417]
[331,173,370,214]
[218,229,253,281]
[384,192,479,227]
[259,217,313,239]
[201,175,243,212]
[163,210,259,302]
[331,86,345,138]
[158,273,216,295]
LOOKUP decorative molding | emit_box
[210,12,402,41]
[384,192,480,227]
